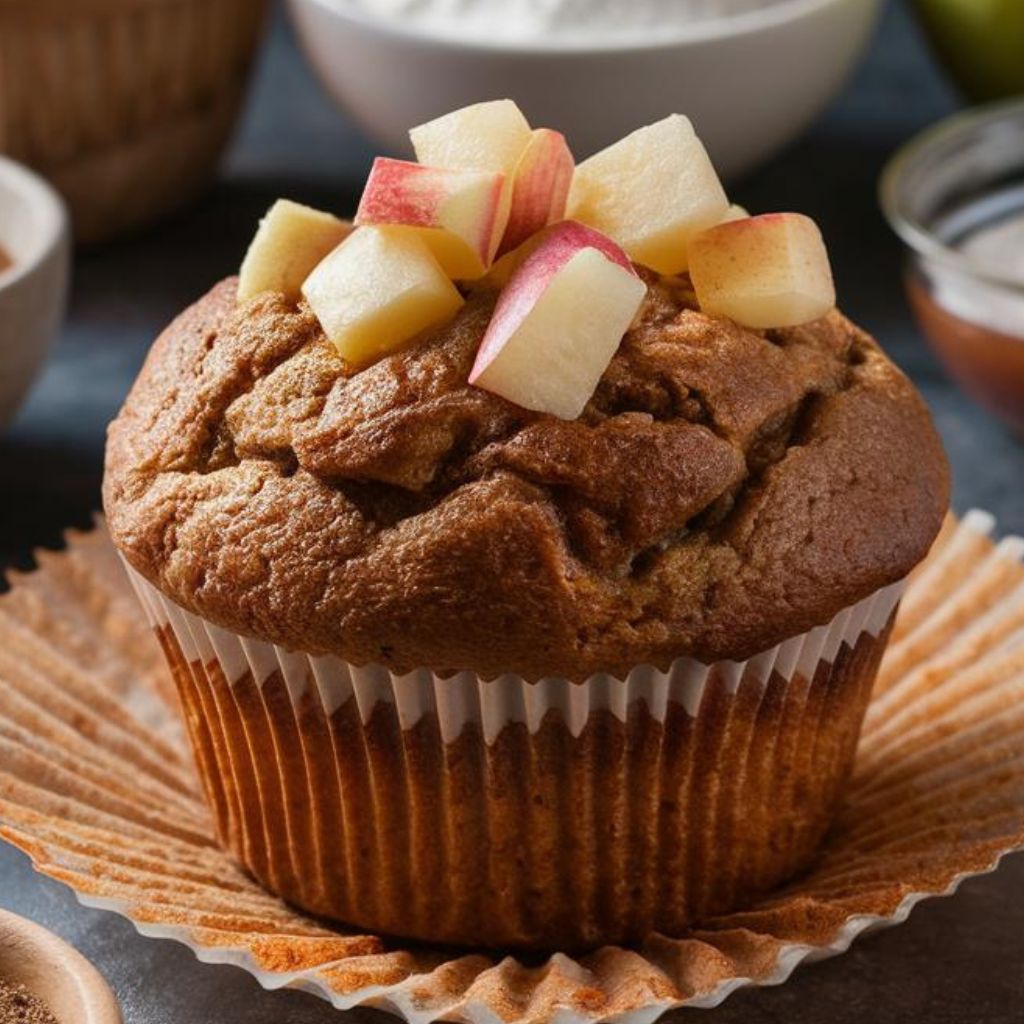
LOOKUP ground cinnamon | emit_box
[0,981,58,1024]
[0,245,11,273]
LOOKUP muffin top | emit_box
[104,272,948,679]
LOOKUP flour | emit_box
[344,0,782,43]
[960,209,1024,286]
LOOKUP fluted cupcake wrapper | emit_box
[1,512,1022,1021]
[125,566,901,742]
[123,563,902,948]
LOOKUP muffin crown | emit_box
[104,275,948,679]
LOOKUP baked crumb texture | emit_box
[105,275,948,678]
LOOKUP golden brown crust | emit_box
[103,275,948,678]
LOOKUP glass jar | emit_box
[880,99,1024,437]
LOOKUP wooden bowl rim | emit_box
[0,909,122,1024]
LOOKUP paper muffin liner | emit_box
[122,560,901,949]
[0,510,1021,1020]
[0,0,269,242]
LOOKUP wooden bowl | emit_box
[0,0,270,243]
[0,910,121,1024]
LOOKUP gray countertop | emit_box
[1,2,1022,1021]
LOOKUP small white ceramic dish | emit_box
[0,909,121,1024]
[287,0,882,177]
[0,156,70,431]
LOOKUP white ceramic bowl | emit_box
[287,0,883,178]
[0,157,70,431]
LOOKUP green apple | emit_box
[912,0,1024,101]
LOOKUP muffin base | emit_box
[7,512,1024,1022]
[147,604,894,950]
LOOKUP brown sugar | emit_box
[0,981,58,1024]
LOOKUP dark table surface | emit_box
[1,2,1022,1021]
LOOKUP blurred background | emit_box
[0,1,1022,1020]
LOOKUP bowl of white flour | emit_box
[287,0,882,178]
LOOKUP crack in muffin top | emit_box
[104,274,948,679]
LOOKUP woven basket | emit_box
[0,0,269,242]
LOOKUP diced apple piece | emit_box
[498,129,575,256]
[238,199,352,302]
[355,157,508,279]
[470,221,646,419]
[302,226,464,366]
[482,211,579,290]
[410,99,532,176]
[567,114,728,275]
[480,230,548,290]
[687,212,836,329]
[721,204,750,223]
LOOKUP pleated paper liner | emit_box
[0,510,1022,1022]
[124,555,902,950]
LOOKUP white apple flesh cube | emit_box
[356,157,508,279]
[301,226,464,367]
[567,114,728,275]
[410,99,533,177]
[470,221,647,420]
[499,129,575,256]
[238,199,352,302]
[687,212,836,329]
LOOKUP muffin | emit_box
[104,103,949,950]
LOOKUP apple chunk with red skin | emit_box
[498,129,575,256]
[688,212,836,329]
[471,221,647,420]
[720,203,750,223]
[356,158,508,280]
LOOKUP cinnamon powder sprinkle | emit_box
[0,245,11,274]
[0,982,58,1024]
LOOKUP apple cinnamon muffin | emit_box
[105,102,949,949]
